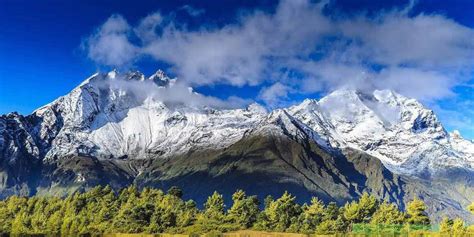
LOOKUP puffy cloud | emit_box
[83,0,474,107]
[85,15,138,66]
[258,82,292,107]
[96,74,251,109]
[134,12,163,43]
[339,14,474,68]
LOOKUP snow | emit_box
[2,69,473,177]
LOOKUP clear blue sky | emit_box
[1,0,473,139]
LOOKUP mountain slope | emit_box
[1,69,473,221]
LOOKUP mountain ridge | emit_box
[1,69,473,221]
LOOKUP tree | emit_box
[357,193,378,223]
[299,197,325,233]
[439,216,453,234]
[343,201,360,224]
[406,197,430,225]
[468,202,474,215]
[194,191,226,232]
[167,186,183,198]
[261,191,301,232]
[343,193,378,225]
[323,202,339,221]
[227,190,260,229]
[451,218,466,236]
[203,191,225,221]
[370,202,404,225]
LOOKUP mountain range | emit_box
[1,70,473,221]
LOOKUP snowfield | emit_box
[4,70,474,176]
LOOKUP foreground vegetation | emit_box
[0,185,473,236]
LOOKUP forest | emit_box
[0,185,473,235]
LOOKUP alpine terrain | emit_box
[1,70,473,221]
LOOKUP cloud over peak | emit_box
[83,0,474,107]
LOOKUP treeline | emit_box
[0,185,473,235]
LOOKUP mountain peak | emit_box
[148,69,171,86]
[3,71,474,178]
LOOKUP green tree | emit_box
[370,202,404,225]
[452,218,466,236]
[323,202,339,221]
[343,193,378,225]
[469,202,474,215]
[203,191,225,221]
[259,191,301,232]
[406,197,430,225]
[299,197,324,233]
[357,193,378,223]
[227,190,260,229]
[167,186,183,198]
[11,210,30,234]
[343,201,360,224]
[439,216,453,234]
[194,191,226,232]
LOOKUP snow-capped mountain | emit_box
[28,70,266,161]
[2,69,473,175]
[290,89,474,176]
[1,69,473,220]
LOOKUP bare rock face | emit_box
[1,70,473,221]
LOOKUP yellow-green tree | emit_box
[370,202,405,225]
[343,193,378,225]
[299,197,325,233]
[406,197,430,225]
[469,202,474,215]
[256,191,301,232]
[451,218,466,236]
[194,191,226,232]
[439,216,453,234]
[227,190,260,229]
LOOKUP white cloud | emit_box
[340,14,474,68]
[134,12,163,43]
[83,0,474,107]
[258,82,292,107]
[95,74,250,109]
[85,15,138,66]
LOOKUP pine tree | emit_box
[167,186,184,198]
[343,201,360,224]
[323,202,339,221]
[203,191,225,221]
[194,191,226,232]
[439,216,453,234]
[469,202,474,215]
[451,218,466,236]
[406,197,430,225]
[0,199,13,233]
[370,202,404,225]
[299,197,324,233]
[227,190,260,229]
[263,191,301,232]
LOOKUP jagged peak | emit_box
[75,69,174,88]
[148,69,172,86]
[125,70,145,81]
[292,98,319,110]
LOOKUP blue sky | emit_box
[0,0,473,139]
